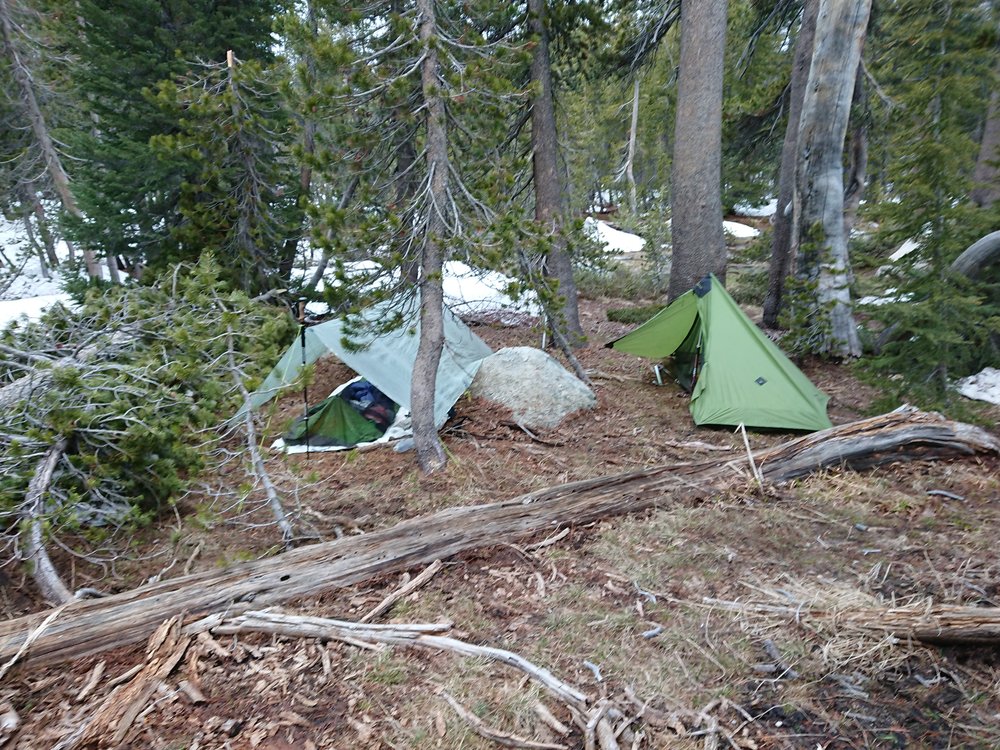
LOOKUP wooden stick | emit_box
[360,560,443,623]
[440,690,567,750]
[212,610,589,710]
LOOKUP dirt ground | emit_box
[3,295,1000,750]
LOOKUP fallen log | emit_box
[707,593,1000,646]
[0,409,995,668]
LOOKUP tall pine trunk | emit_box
[529,0,584,346]
[793,0,871,358]
[971,88,1000,208]
[0,0,100,279]
[763,0,819,328]
[668,0,728,302]
[411,0,448,473]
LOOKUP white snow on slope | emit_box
[956,367,1000,407]
[890,238,921,262]
[583,217,647,254]
[442,261,539,322]
[723,220,760,240]
[297,258,539,323]
[1,217,73,327]
[733,198,777,218]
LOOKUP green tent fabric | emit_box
[283,390,387,447]
[243,295,492,428]
[608,275,832,431]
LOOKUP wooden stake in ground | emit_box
[0,409,995,668]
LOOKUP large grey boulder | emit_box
[469,346,597,429]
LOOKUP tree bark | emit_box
[793,0,871,357]
[625,77,640,215]
[0,409,994,668]
[0,0,100,280]
[971,88,1000,208]
[529,0,584,346]
[668,0,728,301]
[763,0,819,328]
[411,0,448,473]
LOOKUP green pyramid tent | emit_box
[242,295,492,447]
[608,275,832,431]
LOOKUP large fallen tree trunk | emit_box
[0,409,995,668]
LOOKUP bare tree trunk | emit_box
[971,88,1000,208]
[668,0,728,301]
[793,0,870,357]
[763,0,818,328]
[625,77,640,215]
[529,0,584,346]
[0,0,100,280]
[411,0,448,473]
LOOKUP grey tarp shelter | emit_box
[245,296,492,428]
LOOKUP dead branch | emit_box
[360,559,443,622]
[21,437,72,605]
[0,409,995,667]
[222,321,295,548]
[211,610,589,710]
[440,690,567,750]
[705,590,1000,646]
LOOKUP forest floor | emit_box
[3,294,1000,750]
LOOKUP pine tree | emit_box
[150,53,300,294]
[865,0,1000,402]
[58,0,283,277]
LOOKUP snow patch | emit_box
[441,261,539,323]
[733,198,777,218]
[296,258,539,324]
[956,367,1000,407]
[0,294,73,327]
[857,288,914,307]
[723,220,760,240]
[583,217,647,254]
[1,216,75,327]
[889,238,920,262]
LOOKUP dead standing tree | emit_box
[792,0,872,357]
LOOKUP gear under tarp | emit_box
[245,296,492,429]
[283,390,387,447]
[608,275,832,432]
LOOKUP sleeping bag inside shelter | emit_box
[242,296,492,452]
[607,275,832,432]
